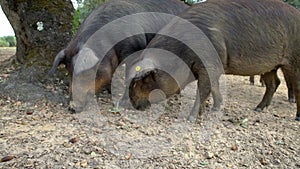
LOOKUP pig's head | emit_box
[50,46,115,112]
[48,46,81,108]
[128,59,180,110]
[70,47,117,112]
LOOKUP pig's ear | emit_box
[48,49,66,76]
[73,47,99,75]
[138,68,158,81]
[148,69,159,81]
[131,59,157,80]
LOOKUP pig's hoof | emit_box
[289,98,296,103]
[188,116,197,123]
[69,101,83,113]
[119,99,134,109]
[295,117,300,121]
[254,107,263,112]
[69,107,83,113]
[68,107,76,113]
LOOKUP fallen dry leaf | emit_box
[0,156,15,162]
[125,153,132,160]
[26,111,34,115]
[69,137,79,143]
[231,145,238,151]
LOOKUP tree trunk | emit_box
[0,0,74,67]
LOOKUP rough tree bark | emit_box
[0,0,74,67]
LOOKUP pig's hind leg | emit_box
[255,69,280,112]
[281,67,300,121]
[282,69,295,103]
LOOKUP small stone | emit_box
[273,159,280,165]
[254,122,259,126]
[54,155,61,162]
[82,147,91,155]
[25,116,32,120]
[21,120,27,125]
[91,152,96,157]
[125,153,132,160]
[63,142,72,148]
[95,147,104,154]
[205,152,214,159]
[260,158,268,165]
[116,121,125,126]
[44,112,53,118]
[226,163,233,167]
[80,160,88,167]
[75,161,80,166]
[32,115,40,120]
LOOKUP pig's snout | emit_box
[133,99,151,111]
[69,91,94,113]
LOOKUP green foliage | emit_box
[181,0,206,5]
[4,36,16,47]
[182,0,300,9]
[0,36,16,47]
[283,0,300,10]
[0,38,9,47]
[78,0,107,22]
[72,8,81,35]
[71,0,299,35]
[72,0,107,35]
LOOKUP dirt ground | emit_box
[0,47,299,169]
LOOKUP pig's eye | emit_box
[143,75,153,83]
